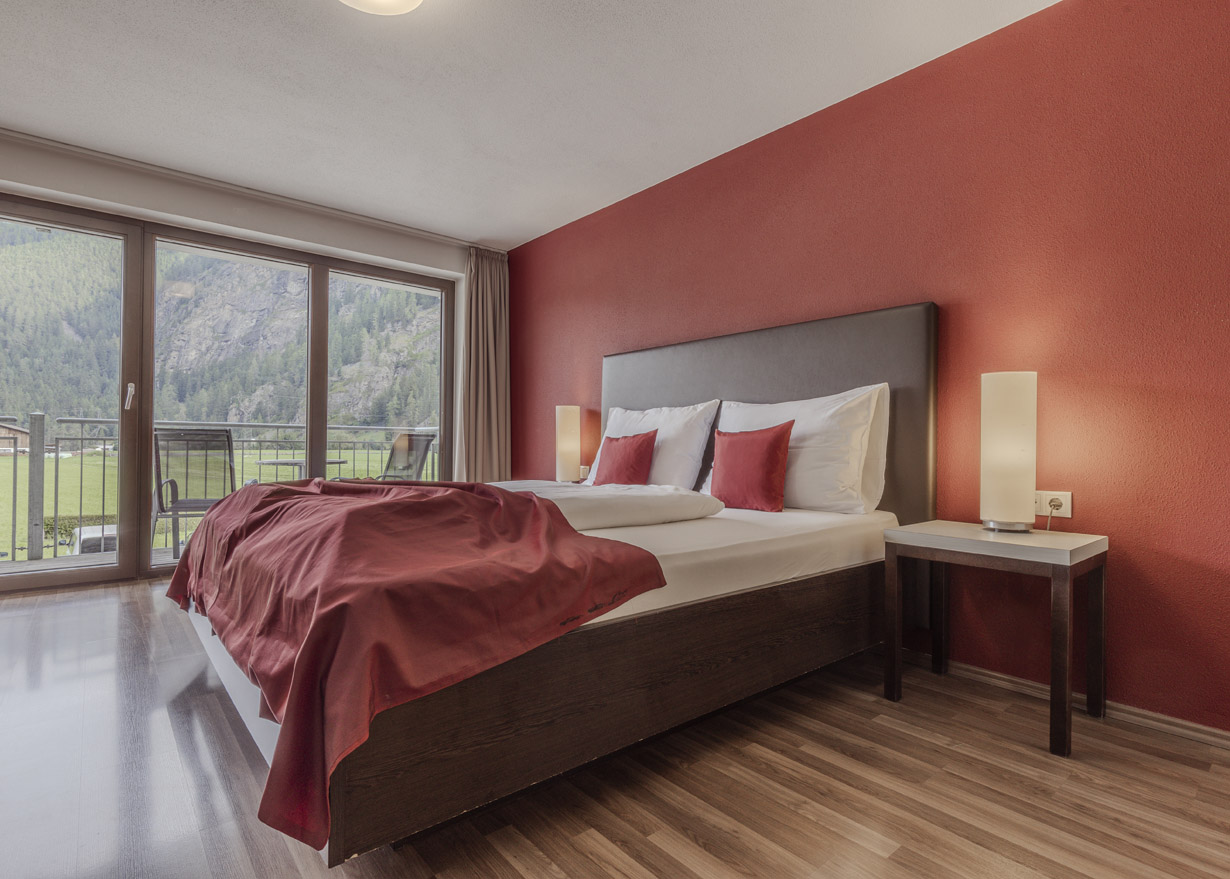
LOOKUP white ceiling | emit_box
[0,0,1058,250]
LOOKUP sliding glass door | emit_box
[0,194,453,591]
[0,202,141,587]
[326,270,445,481]
[145,238,453,570]
[150,239,310,565]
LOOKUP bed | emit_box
[186,300,938,866]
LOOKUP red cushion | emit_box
[592,430,658,486]
[710,421,795,512]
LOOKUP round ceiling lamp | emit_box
[337,0,424,14]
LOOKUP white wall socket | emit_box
[1035,490,1072,518]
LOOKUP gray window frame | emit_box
[0,193,455,592]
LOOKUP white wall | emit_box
[0,127,470,277]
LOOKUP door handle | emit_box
[124,383,136,411]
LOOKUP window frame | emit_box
[0,196,144,592]
[0,193,455,590]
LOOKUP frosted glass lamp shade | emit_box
[556,405,581,482]
[338,0,424,15]
[980,372,1037,531]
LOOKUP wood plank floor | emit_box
[2,580,1229,879]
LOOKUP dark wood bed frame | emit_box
[323,302,938,865]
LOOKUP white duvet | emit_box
[493,480,724,531]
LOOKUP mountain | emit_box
[0,219,442,436]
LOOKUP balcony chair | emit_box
[380,432,435,481]
[153,427,237,559]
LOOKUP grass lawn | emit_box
[0,446,435,564]
[0,451,120,561]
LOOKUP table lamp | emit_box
[980,371,1037,532]
[556,405,581,482]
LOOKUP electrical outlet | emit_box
[1035,490,1072,518]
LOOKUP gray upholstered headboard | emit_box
[601,302,938,526]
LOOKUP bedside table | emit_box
[882,520,1108,757]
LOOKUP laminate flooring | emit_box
[2,579,1228,878]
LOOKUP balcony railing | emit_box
[0,413,440,566]
[1,419,16,566]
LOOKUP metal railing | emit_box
[0,416,24,561]
[0,435,15,563]
[0,415,440,564]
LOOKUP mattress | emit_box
[188,499,897,769]
[582,507,899,624]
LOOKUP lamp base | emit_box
[982,520,1032,533]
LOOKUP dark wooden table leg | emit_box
[884,544,902,701]
[930,560,949,675]
[1050,564,1073,757]
[1087,560,1106,718]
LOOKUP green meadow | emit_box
[0,450,120,560]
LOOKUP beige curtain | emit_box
[458,246,511,482]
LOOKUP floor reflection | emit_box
[0,579,362,879]
[0,583,219,878]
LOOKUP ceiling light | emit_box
[338,0,424,15]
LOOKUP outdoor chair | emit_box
[380,432,435,481]
[153,427,237,559]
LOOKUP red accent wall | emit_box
[508,0,1230,731]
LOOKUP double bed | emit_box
[181,301,938,866]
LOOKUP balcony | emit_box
[0,413,440,576]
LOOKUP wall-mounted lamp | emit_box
[556,405,581,482]
[980,371,1037,532]
[338,0,424,15]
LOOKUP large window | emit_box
[0,193,453,590]
[327,271,444,481]
[150,242,311,562]
[146,238,452,565]
[0,215,126,576]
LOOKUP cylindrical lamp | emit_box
[556,405,581,482]
[980,372,1037,532]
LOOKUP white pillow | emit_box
[712,384,889,514]
[860,384,891,512]
[493,482,725,530]
[587,399,720,489]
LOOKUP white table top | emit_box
[884,520,1108,566]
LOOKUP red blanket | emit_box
[166,479,665,850]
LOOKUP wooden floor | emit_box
[2,581,1229,879]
